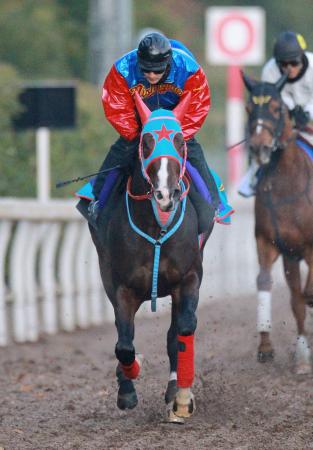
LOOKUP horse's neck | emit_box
[279,112,294,144]
[264,141,309,195]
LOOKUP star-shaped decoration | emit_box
[155,124,174,141]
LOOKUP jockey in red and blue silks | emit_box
[102,38,210,141]
[88,32,233,230]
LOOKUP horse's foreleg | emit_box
[165,302,178,405]
[114,286,142,409]
[283,256,311,375]
[256,237,279,362]
[171,272,199,419]
[303,248,313,307]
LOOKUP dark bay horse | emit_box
[89,92,214,421]
[243,72,313,374]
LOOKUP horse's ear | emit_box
[173,92,191,123]
[133,91,151,124]
[241,71,256,92]
[275,72,288,92]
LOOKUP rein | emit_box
[126,176,152,201]
[248,106,286,152]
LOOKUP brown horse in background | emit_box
[243,72,313,374]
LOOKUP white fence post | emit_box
[0,221,12,346]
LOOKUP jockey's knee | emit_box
[115,342,135,365]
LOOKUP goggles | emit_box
[141,68,165,75]
[279,60,302,68]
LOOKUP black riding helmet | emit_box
[273,31,307,63]
[137,32,172,73]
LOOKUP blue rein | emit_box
[126,179,187,312]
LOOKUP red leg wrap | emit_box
[177,334,194,388]
[121,359,140,379]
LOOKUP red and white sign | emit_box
[205,7,265,65]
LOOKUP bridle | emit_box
[127,110,190,202]
[247,92,286,154]
[242,72,289,156]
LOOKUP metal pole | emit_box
[36,127,50,202]
[226,65,245,192]
[88,0,133,85]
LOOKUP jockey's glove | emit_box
[290,105,310,130]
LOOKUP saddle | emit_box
[296,132,313,161]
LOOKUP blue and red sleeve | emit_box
[102,65,140,141]
[180,67,211,140]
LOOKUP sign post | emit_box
[205,7,265,191]
[13,83,76,201]
[36,128,51,202]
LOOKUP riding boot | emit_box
[186,138,220,211]
[188,182,215,234]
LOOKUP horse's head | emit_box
[134,92,190,211]
[242,72,291,166]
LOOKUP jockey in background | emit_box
[238,31,313,198]
[88,32,233,229]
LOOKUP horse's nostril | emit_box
[166,201,173,211]
[156,191,163,200]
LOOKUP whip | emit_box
[55,165,121,188]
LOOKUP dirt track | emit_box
[1,284,313,450]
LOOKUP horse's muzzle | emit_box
[154,186,181,211]
[250,144,273,165]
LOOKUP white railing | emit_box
[0,196,285,346]
[0,198,113,346]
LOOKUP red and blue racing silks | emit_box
[102,40,211,141]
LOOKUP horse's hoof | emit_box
[295,363,312,376]
[165,380,178,404]
[165,402,185,424]
[117,389,138,410]
[116,365,138,410]
[257,350,274,363]
[173,395,195,418]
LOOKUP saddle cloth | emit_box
[75,164,234,225]
[296,134,313,162]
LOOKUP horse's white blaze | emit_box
[257,290,271,332]
[156,158,171,208]
[296,335,311,365]
[256,119,264,135]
